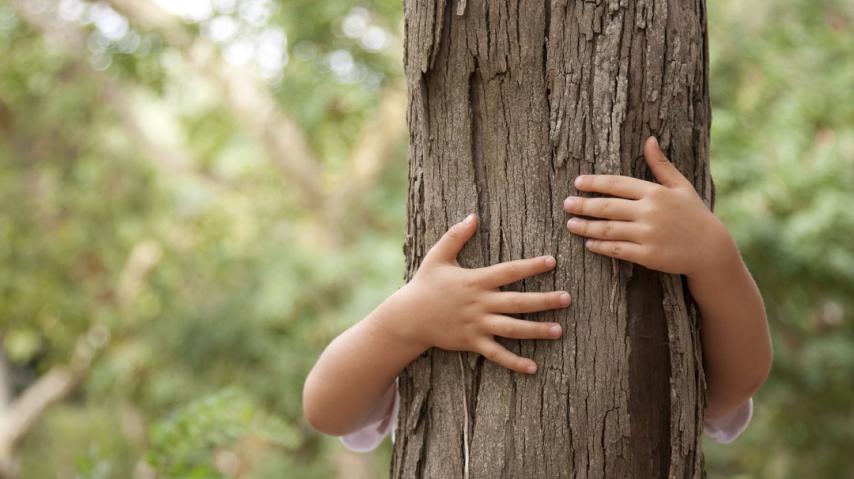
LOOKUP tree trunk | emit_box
[394,0,713,477]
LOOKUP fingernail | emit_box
[544,255,556,267]
[559,292,571,305]
[574,176,585,187]
[567,218,579,229]
[564,197,577,209]
[526,363,537,374]
[463,213,475,225]
[549,324,562,336]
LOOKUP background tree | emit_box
[0,0,850,477]
[393,1,710,477]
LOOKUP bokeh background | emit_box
[0,0,851,478]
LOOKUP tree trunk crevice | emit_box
[395,1,711,477]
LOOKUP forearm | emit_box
[686,226,772,419]
[302,285,424,436]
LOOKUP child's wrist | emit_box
[369,283,430,356]
[686,215,741,281]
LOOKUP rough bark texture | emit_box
[394,0,713,478]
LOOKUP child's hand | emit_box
[563,136,735,278]
[391,214,571,374]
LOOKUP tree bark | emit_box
[395,0,713,477]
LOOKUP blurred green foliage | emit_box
[704,1,854,477]
[0,0,850,478]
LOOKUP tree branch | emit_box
[335,81,406,205]
[0,238,162,477]
[103,0,326,208]
[11,0,226,194]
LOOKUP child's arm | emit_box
[563,136,773,420]
[302,214,571,436]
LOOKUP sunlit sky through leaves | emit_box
[46,0,395,84]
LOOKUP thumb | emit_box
[425,213,478,263]
[644,136,688,188]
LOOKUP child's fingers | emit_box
[475,255,556,288]
[584,239,647,264]
[483,314,563,340]
[475,338,538,374]
[563,196,637,221]
[485,291,571,314]
[566,218,642,242]
[643,136,691,189]
[423,213,478,264]
[573,174,657,200]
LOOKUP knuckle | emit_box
[488,317,507,336]
[638,199,656,217]
[462,294,480,311]
[505,263,521,278]
[492,348,510,366]
[480,343,497,361]
[538,293,552,307]
[640,224,655,239]
[461,273,480,289]
[542,294,555,308]
[624,248,640,263]
[513,319,531,339]
[457,333,477,351]
[610,243,623,257]
[602,222,614,238]
[459,330,476,346]
[640,245,654,261]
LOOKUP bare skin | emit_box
[302,136,773,436]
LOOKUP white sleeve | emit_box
[339,380,400,453]
[703,397,753,444]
